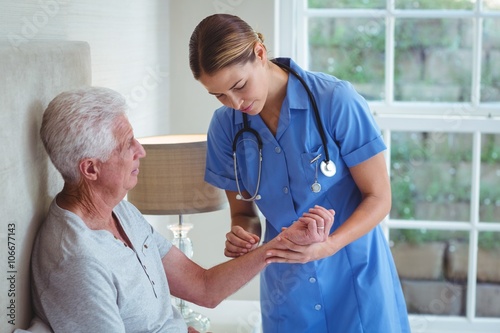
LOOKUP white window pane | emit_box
[395,0,474,10]
[390,132,473,221]
[481,19,500,103]
[390,229,469,316]
[308,17,385,100]
[476,232,500,318]
[484,0,500,11]
[395,18,473,102]
[480,134,500,222]
[307,0,385,9]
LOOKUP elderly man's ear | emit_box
[79,159,99,181]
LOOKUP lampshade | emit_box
[127,134,227,215]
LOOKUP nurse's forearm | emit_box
[264,194,390,263]
[328,193,390,254]
[231,215,262,238]
[267,195,389,262]
[326,152,392,255]
[226,190,262,238]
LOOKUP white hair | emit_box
[40,86,128,183]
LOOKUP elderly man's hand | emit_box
[279,205,335,245]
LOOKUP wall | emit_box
[0,1,170,330]
[169,0,276,134]
[0,41,91,333]
[0,0,170,138]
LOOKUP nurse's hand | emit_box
[279,206,335,245]
[265,240,336,264]
[265,206,336,263]
[224,225,260,258]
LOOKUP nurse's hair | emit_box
[40,86,128,184]
[189,14,265,80]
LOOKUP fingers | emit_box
[265,238,315,264]
[265,241,311,264]
[266,251,313,264]
[300,205,335,240]
[325,208,335,233]
[295,215,322,241]
[224,226,260,257]
[278,206,336,246]
[266,236,332,264]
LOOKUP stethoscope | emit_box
[232,60,336,201]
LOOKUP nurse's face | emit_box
[198,45,269,115]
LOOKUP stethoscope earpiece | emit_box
[235,191,261,201]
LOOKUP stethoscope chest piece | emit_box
[320,160,336,177]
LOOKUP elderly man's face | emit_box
[97,115,146,199]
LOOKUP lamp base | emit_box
[179,302,211,332]
[168,219,211,332]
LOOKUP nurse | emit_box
[189,14,410,333]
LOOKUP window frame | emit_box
[275,1,500,332]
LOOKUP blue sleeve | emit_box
[205,108,240,192]
[327,81,386,167]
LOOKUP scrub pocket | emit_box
[300,146,323,186]
[300,146,345,191]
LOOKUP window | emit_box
[276,1,500,332]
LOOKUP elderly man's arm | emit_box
[163,239,272,309]
[163,206,333,309]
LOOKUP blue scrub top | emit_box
[205,58,410,333]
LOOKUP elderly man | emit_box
[31,86,334,333]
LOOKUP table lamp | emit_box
[127,134,227,333]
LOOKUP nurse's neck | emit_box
[260,62,289,136]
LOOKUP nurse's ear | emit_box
[254,42,267,64]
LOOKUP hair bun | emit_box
[257,32,265,43]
